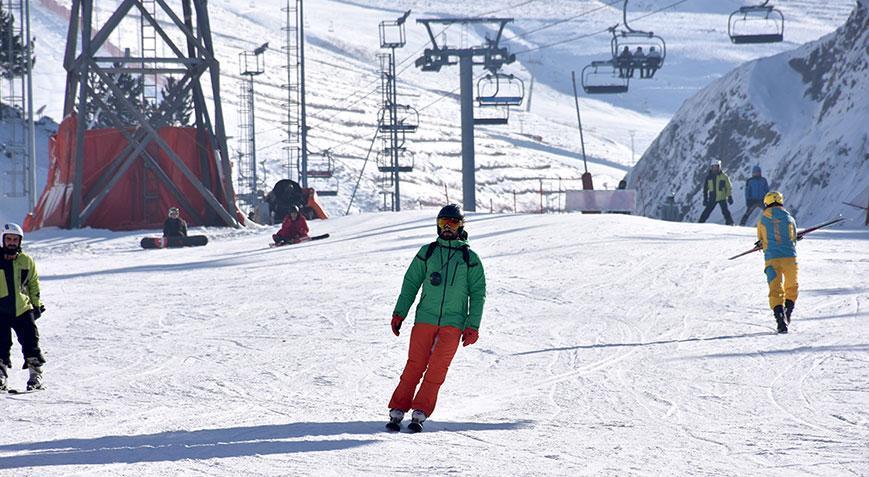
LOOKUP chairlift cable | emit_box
[515,0,690,55]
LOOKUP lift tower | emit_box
[61,0,239,228]
[415,18,515,212]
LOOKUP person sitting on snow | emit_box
[162,207,188,238]
[272,205,309,245]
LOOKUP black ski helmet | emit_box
[437,204,464,220]
[436,204,465,238]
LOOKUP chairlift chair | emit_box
[377,148,414,173]
[581,61,629,94]
[610,30,666,79]
[377,105,420,133]
[728,1,784,44]
[476,73,525,107]
[474,102,510,125]
[306,151,339,196]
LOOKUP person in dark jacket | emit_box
[698,161,734,225]
[272,205,309,245]
[162,207,188,238]
[386,205,486,432]
[0,223,45,391]
[739,165,770,226]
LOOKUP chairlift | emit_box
[377,104,420,133]
[609,1,666,79]
[474,102,510,126]
[581,61,629,94]
[306,150,339,196]
[377,148,415,173]
[728,1,784,44]
[476,73,525,107]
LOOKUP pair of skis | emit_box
[728,217,846,260]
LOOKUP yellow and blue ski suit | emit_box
[757,206,798,310]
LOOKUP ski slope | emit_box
[1,213,867,475]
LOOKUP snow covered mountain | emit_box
[1,0,856,224]
[628,1,868,226]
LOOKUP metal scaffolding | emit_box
[236,43,267,209]
[281,0,302,182]
[1,0,36,212]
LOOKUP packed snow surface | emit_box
[1,212,867,475]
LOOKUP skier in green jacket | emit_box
[386,205,487,432]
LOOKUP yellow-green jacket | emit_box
[0,252,41,317]
[703,171,732,203]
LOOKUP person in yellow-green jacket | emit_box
[0,223,45,391]
[698,160,734,225]
[756,192,798,334]
[386,205,486,432]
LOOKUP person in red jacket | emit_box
[272,205,309,245]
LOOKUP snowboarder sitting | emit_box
[698,160,735,225]
[272,205,309,245]
[0,223,46,391]
[757,191,798,333]
[740,165,770,226]
[163,207,188,238]
[387,205,487,432]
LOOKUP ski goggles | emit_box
[437,217,463,229]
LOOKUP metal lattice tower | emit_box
[376,11,415,212]
[62,0,239,228]
[236,44,267,209]
[0,0,36,211]
[281,0,301,182]
[139,0,158,107]
[415,18,517,212]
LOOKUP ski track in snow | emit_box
[1,212,866,475]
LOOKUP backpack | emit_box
[419,241,476,268]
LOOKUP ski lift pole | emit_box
[571,71,593,190]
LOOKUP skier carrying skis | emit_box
[272,205,309,245]
[698,160,734,225]
[163,207,188,238]
[0,223,45,391]
[387,205,487,432]
[756,191,798,333]
[739,165,769,226]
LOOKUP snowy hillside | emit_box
[1,213,867,475]
[0,111,59,225]
[627,2,868,226]
[0,0,855,224]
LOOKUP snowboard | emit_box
[270,233,330,248]
[7,388,41,394]
[140,235,209,249]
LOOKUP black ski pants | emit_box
[0,310,44,368]
[698,200,734,225]
[740,201,763,226]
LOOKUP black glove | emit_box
[32,305,45,320]
[728,196,734,205]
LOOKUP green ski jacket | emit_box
[0,252,41,318]
[393,237,486,330]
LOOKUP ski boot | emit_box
[0,363,7,391]
[784,299,795,325]
[408,410,426,433]
[386,409,404,432]
[774,305,788,334]
[25,357,43,391]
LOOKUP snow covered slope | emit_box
[1,0,854,223]
[627,2,868,226]
[1,213,867,475]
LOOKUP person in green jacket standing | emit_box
[698,160,734,225]
[386,205,486,432]
[0,223,46,391]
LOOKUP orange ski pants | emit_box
[388,323,461,417]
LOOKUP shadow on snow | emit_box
[0,420,527,469]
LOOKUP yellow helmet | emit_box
[763,191,784,207]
